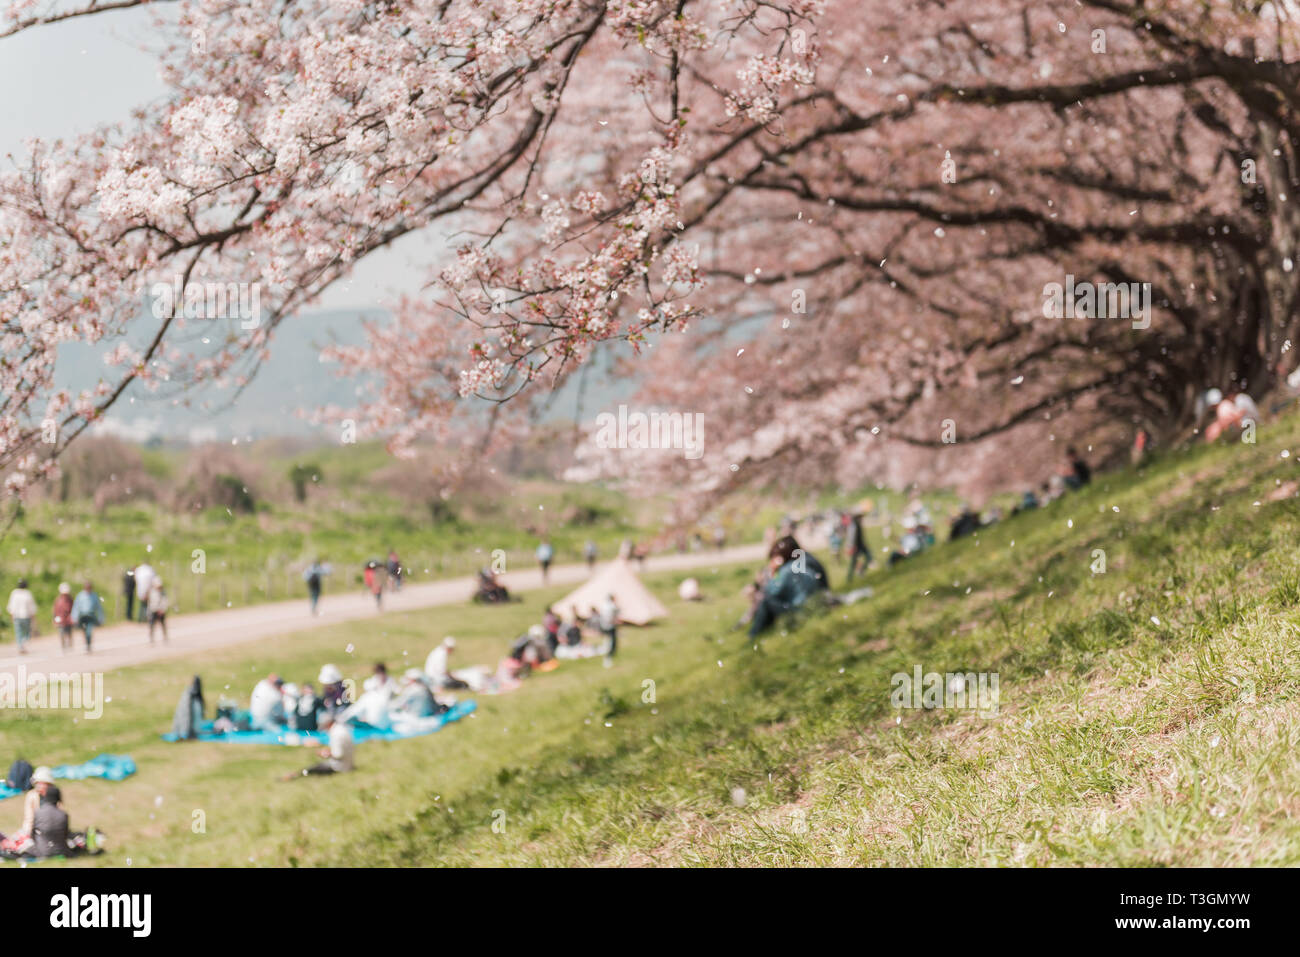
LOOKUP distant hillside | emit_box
[56,307,638,444]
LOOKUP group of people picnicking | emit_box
[738,445,1105,639]
[169,592,626,778]
[0,762,100,860]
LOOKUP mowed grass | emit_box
[8,414,1300,866]
[0,565,754,867]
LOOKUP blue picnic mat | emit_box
[0,754,136,801]
[160,699,477,745]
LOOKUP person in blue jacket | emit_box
[747,535,829,638]
[70,581,105,654]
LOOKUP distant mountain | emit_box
[55,306,637,444]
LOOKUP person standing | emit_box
[364,561,384,610]
[6,578,37,655]
[52,583,74,654]
[583,540,598,570]
[146,579,170,643]
[71,581,105,654]
[536,539,555,584]
[133,561,156,622]
[846,510,872,580]
[597,593,619,667]
[386,550,403,591]
[302,559,328,615]
[121,567,136,621]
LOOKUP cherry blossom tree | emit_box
[1,0,1296,515]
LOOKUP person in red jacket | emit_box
[52,583,74,653]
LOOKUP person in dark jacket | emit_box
[1064,446,1092,489]
[171,675,205,740]
[121,568,135,621]
[747,536,829,638]
[845,511,873,579]
[948,505,981,540]
[32,786,71,858]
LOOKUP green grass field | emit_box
[0,478,650,627]
[6,414,1300,866]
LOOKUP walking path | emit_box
[0,544,771,678]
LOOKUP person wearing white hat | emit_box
[17,766,56,842]
[394,669,444,718]
[317,664,348,715]
[424,636,468,690]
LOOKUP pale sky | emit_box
[0,6,640,439]
[0,4,435,312]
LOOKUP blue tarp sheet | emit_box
[160,699,477,745]
[0,754,136,801]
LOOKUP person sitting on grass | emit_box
[31,785,71,859]
[395,669,448,718]
[1063,446,1092,489]
[317,664,348,716]
[475,567,510,603]
[887,516,928,567]
[562,606,584,646]
[425,636,469,690]
[249,673,287,731]
[0,766,56,856]
[286,713,354,779]
[291,681,323,732]
[747,535,829,638]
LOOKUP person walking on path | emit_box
[386,550,403,592]
[121,568,136,621]
[52,583,74,653]
[71,581,105,653]
[6,578,37,655]
[133,562,156,622]
[364,561,385,610]
[303,560,329,615]
[146,579,170,643]
[536,539,555,584]
[583,540,598,570]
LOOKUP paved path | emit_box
[0,544,770,678]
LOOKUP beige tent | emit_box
[550,559,669,626]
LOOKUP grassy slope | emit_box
[7,414,1300,866]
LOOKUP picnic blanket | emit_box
[0,754,137,801]
[160,699,477,745]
